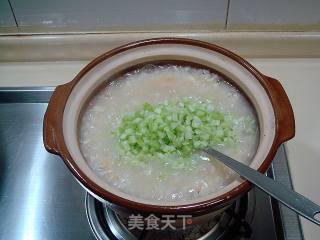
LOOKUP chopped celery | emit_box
[114,98,249,168]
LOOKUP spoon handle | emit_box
[205,148,320,226]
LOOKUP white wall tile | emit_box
[228,0,320,30]
[0,0,16,27]
[10,0,228,31]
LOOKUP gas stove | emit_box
[86,188,255,240]
[0,88,303,240]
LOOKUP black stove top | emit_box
[0,88,303,240]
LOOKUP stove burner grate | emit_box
[85,190,255,240]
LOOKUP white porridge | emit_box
[79,65,259,203]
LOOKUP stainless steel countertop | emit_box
[0,88,302,240]
[0,102,95,239]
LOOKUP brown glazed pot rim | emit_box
[43,38,295,215]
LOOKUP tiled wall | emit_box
[228,0,320,31]
[2,0,228,31]
[1,0,320,32]
[0,0,16,27]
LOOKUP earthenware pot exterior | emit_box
[43,38,295,216]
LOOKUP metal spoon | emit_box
[205,148,320,226]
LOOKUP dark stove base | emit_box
[85,188,272,240]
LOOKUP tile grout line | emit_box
[7,0,18,28]
[225,0,231,30]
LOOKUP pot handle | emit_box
[264,75,295,145]
[43,83,72,155]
